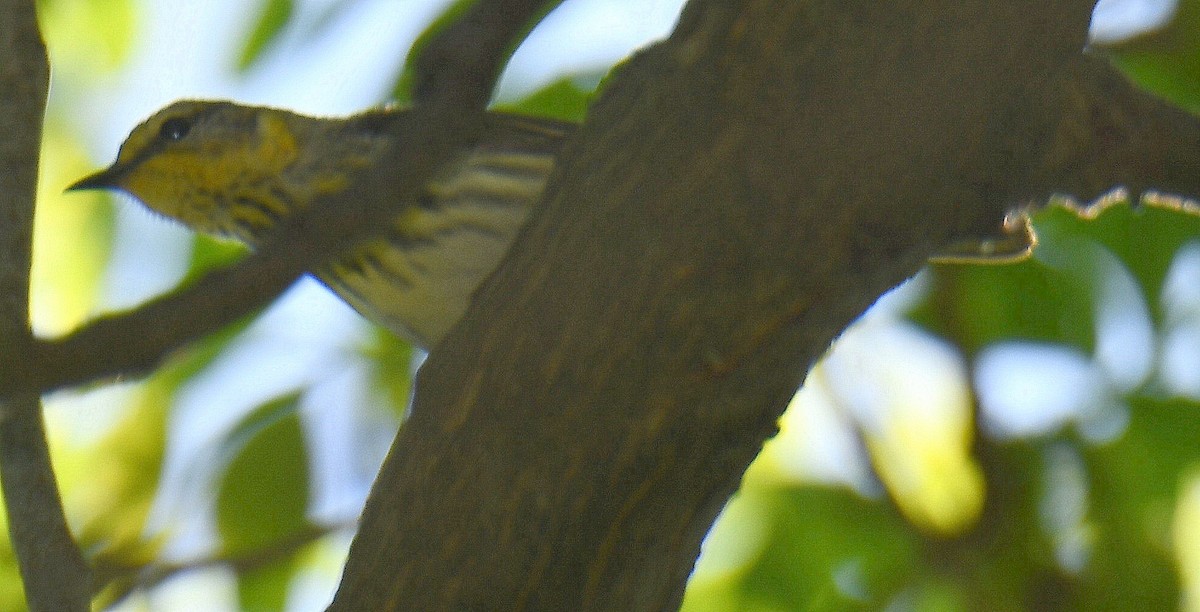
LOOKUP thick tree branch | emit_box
[331,1,1113,610]
[1026,54,1200,202]
[0,2,92,610]
[0,0,560,398]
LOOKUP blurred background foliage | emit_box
[12,0,1200,610]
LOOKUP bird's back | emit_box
[316,113,574,348]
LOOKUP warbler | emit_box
[69,100,574,349]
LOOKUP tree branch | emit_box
[1025,54,1200,202]
[0,0,561,398]
[331,1,1112,609]
[0,2,92,610]
[411,0,560,108]
[94,521,350,609]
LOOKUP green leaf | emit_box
[216,393,310,556]
[722,486,920,610]
[916,256,1095,356]
[360,326,414,421]
[84,302,270,606]
[31,123,119,335]
[915,198,1200,355]
[0,526,29,612]
[1033,198,1200,325]
[74,393,169,563]
[37,0,137,79]
[237,552,302,612]
[182,234,250,284]
[1078,395,1200,609]
[237,0,295,72]
[1104,0,1200,112]
[498,76,596,122]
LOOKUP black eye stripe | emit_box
[159,117,191,141]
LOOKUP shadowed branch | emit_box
[0,1,92,610]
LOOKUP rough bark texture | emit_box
[329,1,1200,610]
[0,2,92,610]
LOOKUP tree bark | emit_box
[0,2,92,610]
[330,1,1200,610]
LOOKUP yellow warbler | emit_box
[70,100,572,349]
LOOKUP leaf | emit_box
[31,124,118,336]
[917,255,1096,356]
[1078,395,1200,609]
[1034,197,1200,325]
[498,76,596,122]
[237,552,302,612]
[916,197,1200,355]
[1103,0,1200,112]
[236,0,295,72]
[181,234,250,285]
[36,0,136,79]
[359,326,414,421]
[727,486,920,610]
[0,529,28,612]
[86,317,258,606]
[216,392,310,557]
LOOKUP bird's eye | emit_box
[159,117,191,141]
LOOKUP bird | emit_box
[69,100,574,349]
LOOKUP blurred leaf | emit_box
[182,234,250,284]
[37,0,136,80]
[216,393,310,556]
[74,394,169,567]
[917,198,1200,355]
[917,256,1094,356]
[691,438,1078,609]
[719,486,919,610]
[0,520,26,612]
[1034,197,1200,325]
[1078,395,1200,609]
[237,0,295,72]
[31,123,118,336]
[86,320,254,605]
[360,326,414,421]
[1104,0,1200,112]
[237,552,301,612]
[498,76,596,122]
[939,438,1068,610]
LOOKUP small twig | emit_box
[95,522,351,609]
[0,1,92,610]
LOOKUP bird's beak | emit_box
[66,165,123,192]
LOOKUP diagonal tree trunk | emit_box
[330,1,1200,610]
